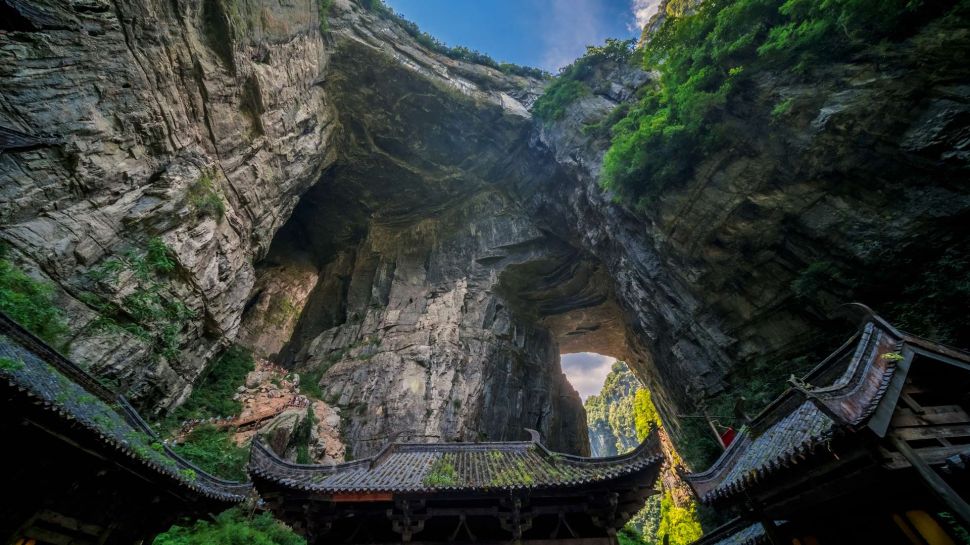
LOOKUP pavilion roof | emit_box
[685,309,970,505]
[249,431,662,495]
[0,313,251,503]
[688,518,767,545]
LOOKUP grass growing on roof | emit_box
[423,455,458,486]
[489,459,534,487]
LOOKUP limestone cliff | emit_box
[529,15,970,460]
[1,0,967,462]
[1,0,335,409]
[0,0,590,456]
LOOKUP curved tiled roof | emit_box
[250,432,663,494]
[694,401,837,501]
[686,316,905,503]
[0,313,251,502]
[687,310,970,505]
[690,520,767,545]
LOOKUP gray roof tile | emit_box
[0,315,251,502]
[250,434,662,493]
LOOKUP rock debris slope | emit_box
[1,0,967,457]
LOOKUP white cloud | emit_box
[560,352,617,401]
[538,0,607,71]
[630,0,662,30]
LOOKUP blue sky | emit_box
[384,0,661,71]
[560,352,617,401]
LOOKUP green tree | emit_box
[601,0,967,207]
[633,388,662,441]
[657,492,704,545]
[154,507,305,545]
[170,425,248,481]
[0,253,68,345]
[169,346,255,423]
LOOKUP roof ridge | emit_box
[248,432,664,493]
[0,311,252,500]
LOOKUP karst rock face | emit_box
[1,0,967,456]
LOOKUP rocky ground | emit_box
[175,357,345,463]
[1,0,967,462]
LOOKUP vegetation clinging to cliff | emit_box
[168,345,255,423]
[171,424,249,481]
[0,250,68,346]
[188,173,226,221]
[586,363,701,544]
[359,0,548,79]
[601,0,968,206]
[153,346,254,479]
[83,238,195,362]
[533,38,638,121]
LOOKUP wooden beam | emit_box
[760,517,785,545]
[908,346,970,373]
[888,435,970,528]
[703,410,726,450]
[892,406,969,428]
[899,393,925,415]
[892,424,970,442]
[881,445,970,470]
[331,492,394,503]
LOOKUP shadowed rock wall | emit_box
[2,0,967,460]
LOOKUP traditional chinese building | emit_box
[0,313,252,545]
[249,429,663,544]
[686,308,970,545]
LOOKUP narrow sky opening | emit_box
[382,0,648,71]
[560,352,617,401]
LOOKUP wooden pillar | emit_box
[702,409,726,450]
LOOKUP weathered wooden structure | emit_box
[686,310,970,545]
[249,429,663,544]
[0,313,252,545]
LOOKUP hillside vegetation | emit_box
[585,363,702,545]
[602,0,970,205]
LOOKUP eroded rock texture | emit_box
[0,0,593,455]
[0,0,335,408]
[530,22,970,440]
[2,0,968,459]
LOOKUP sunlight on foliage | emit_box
[601,0,967,207]
[633,388,662,442]
[533,38,638,121]
[658,492,704,545]
[154,507,305,545]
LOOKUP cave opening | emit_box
[560,352,618,402]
